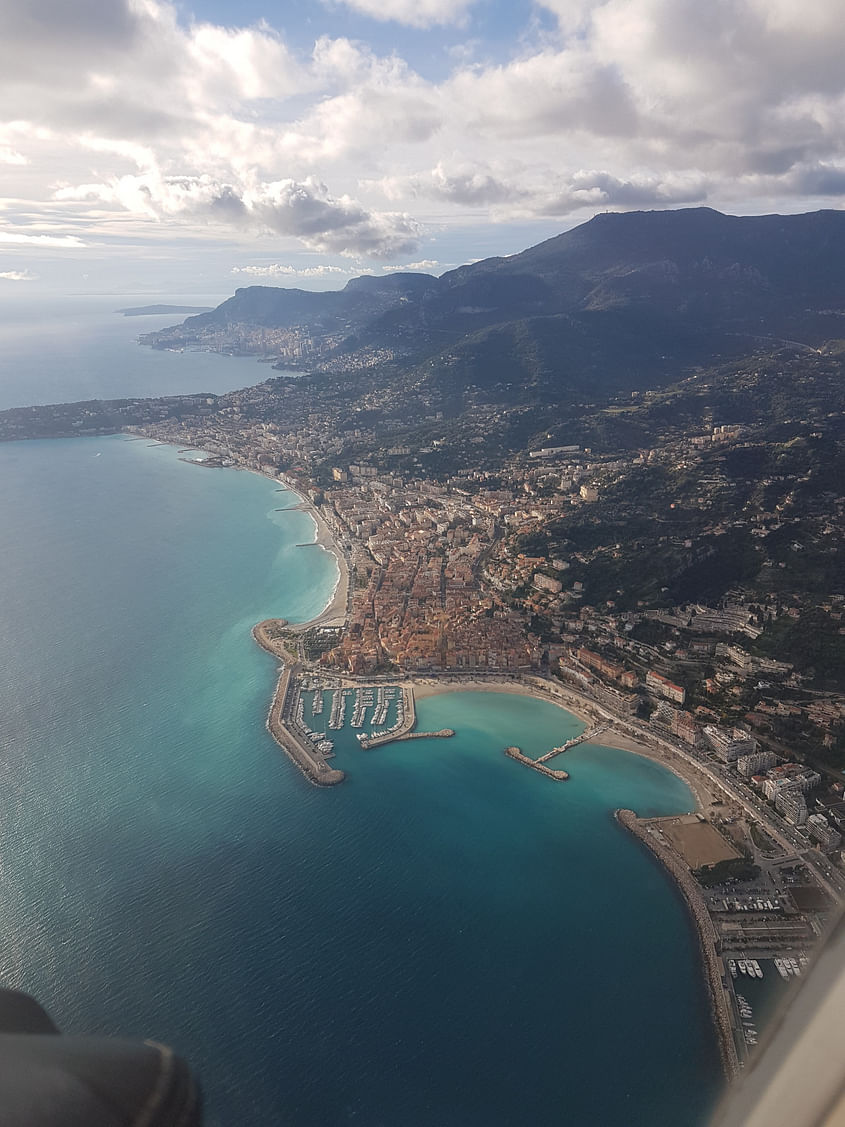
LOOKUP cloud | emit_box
[785,162,845,196]
[535,170,710,215]
[56,173,421,258]
[381,163,707,217]
[444,49,639,141]
[400,165,522,206]
[381,259,440,271]
[0,147,27,165]
[4,0,845,281]
[328,0,477,29]
[0,268,37,281]
[232,263,355,278]
[0,230,86,247]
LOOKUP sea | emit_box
[0,299,721,1125]
[0,294,279,410]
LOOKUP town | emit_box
[2,328,844,1074]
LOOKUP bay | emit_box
[0,434,721,1125]
[0,294,291,409]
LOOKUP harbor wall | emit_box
[259,647,345,787]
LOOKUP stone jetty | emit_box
[504,746,569,780]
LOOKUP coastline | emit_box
[141,442,350,636]
[271,473,349,631]
[247,479,736,1083]
[246,469,350,783]
[617,809,741,1081]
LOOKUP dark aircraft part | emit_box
[0,989,201,1126]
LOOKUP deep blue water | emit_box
[0,436,721,1125]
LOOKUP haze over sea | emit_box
[0,294,282,410]
[0,306,720,1125]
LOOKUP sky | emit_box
[2,0,845,295]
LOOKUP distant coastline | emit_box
[118,304,213,317]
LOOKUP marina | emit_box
[723,955,801,1063]
[357,686,416,748]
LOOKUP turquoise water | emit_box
[0,435,721,1125]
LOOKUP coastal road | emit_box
[539,676,843,903]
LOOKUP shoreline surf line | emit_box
[268,472,349,632]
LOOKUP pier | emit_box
[504,746,569,780]
[386,728,454,744]
[536,724,609,763]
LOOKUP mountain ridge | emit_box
[142,207,845,405]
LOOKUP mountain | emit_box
[143,208,845,403]
[150,271,437,339]
[432,207,845,332]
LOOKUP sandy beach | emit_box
[412,676,719,813]
[178,455,350,633]
[274,475,350,631]
[414,677,589,723]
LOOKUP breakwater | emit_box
[504,746,569,781]
[616,809,740,1080]
[394,729,454,742]
[536,724,610,763]
[253,620,344,786]
[266,664,344,786]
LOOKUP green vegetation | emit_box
[695,859,761,887]
[754,610,845,691]
[749,822,779,854]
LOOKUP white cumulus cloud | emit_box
[381,259,440,272]
[0,230,86,247]
[232,263,356,278]
[56,172,421,258]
